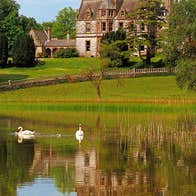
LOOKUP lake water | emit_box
[0,104,195,196]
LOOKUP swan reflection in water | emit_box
[75,124,84,144]
[16,126,35,143]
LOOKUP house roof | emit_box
[77,0,102,20]
[45,39,76,48]
[31,29,48,45]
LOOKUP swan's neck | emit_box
[18,127,23,134]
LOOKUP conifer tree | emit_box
[0,33,8,67]
[13,34,35,67]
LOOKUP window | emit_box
[121,10,125,17]
[109,10,114,17]
[101,10,106,17]
[102,22,106,31]
[139,45,145,51]
[119,22,124,29]
[86,23,91,33]
[129,22,135,31]
[109,22,113,32]
[86,40,91,51]
[140,23,145,31]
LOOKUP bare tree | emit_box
[82,58,110,100]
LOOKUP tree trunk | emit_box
[96,84,101,99]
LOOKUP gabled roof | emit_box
[77,0,102,20]
[115,0,137,19]
[100,0,116,9]
[31,29,48,45]
[77,0,123,20]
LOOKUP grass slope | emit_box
[0,76,195,103]
[0,58,100,82]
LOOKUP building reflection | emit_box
[26,115,196,195]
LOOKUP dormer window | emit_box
[86,8,93,19]
[121,10,125,17]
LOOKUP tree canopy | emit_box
[164,0,196,66]
[164,0,196,90]
[0,0,40,51]
[128,0,166,65]
[42,7,77,39]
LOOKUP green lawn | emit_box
[0,58,100,82]
[0,76,195,103]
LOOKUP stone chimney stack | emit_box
[47,27,51,41]
[67,31,70,40]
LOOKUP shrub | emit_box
[54,48,79,58]
[0,34,8,67]
[13,34,35,67]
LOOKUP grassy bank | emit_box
[0,58,100,82]
[0,76,195,104]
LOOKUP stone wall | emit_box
[76,20,99,57]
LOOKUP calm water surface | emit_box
[0,107,195,196]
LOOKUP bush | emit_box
[0,34,8,67]
[54,48,79,58]
[13,34,36,67]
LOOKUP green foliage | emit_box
[50,7,77,39]
[0,0,40,51]
[54,48,79,58]
[100,30,129,67]
[128,0,165,65]
[19,15,41,32]
[100,40,129,67]
[163,0,196,66]
[13,34,35,67]
[163,0,196,90]
[0,33,8,67]
[101,30,126,43]
[176,59,196,90]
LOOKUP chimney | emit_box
[47,27,51,41]
[67,31,70,40]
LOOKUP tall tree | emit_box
[0,0,40,52]
[19,15,41,33]
[0,34,8,67]
[128,0,166,65]
[164,0,196,90]
[52,7,77,39]
[100,30,129,67]
[163,0,196,66]
[13,34,35,67]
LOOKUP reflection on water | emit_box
[0,111,195,195]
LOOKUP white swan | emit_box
[17,126,35,139]
[75,124,84,144]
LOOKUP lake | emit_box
[0,103,195,195]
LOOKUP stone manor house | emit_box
[31,0,172,57]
